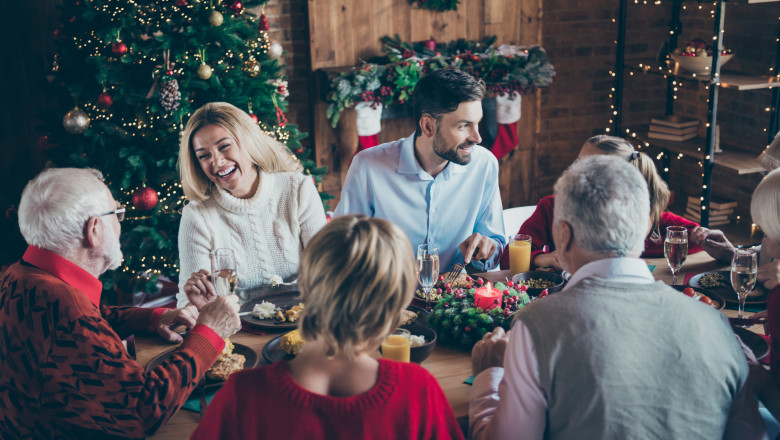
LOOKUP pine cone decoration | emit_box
[159,75,181,112]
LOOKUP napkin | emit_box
[647,264,656,273]
[182,388,218,413]
[464,375,474,385]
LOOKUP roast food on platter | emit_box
[275,302,304,324]
[698,272,727,288]
[415,273,471,301]
[280,329,305,355]
[206,339,246,381]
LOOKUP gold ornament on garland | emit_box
[197,49,213,79]
[209,10,223,26]
[63,106,90,134]
[242,59,261,77]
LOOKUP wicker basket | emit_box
[671,53,734,76]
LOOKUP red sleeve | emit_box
[100,304,159,339]
[769,286,780,384]
[191,373,241,439]
[501,195,556,270]
[41,307,221,438]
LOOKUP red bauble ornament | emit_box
[97,92,113,108]
[228,0,243,13]
[258,13,270,31]
[111,41,128,55]
[175,0,187,5]
[132,187,158,211]
[249,113,258,123]
[422,38,436,51]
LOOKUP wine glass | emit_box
[731,249,758,319]
[664,226,688,285]
[210,248,238,297]
[416,244,440,311]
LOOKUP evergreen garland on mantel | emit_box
[413,0,459,12]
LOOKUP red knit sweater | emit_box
[191,359,465,439]
[0,247,223,440]
[499,195,703,269]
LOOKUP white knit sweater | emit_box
[176,171,326,308]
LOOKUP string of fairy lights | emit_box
[608,0,780,228]
[52,0,295,284]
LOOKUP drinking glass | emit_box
[380,328,411,362]
[664,226,688,285]
[731,249,758,319]
[210,248,238,297]
[508,234,532,276]
[416,244,440,311]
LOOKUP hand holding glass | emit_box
[416,244,440,311]
[664,226,688,285]
[731,249,758,319]
[210,248,238,297]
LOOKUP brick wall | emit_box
[541,0,780,223]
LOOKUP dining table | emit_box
[139,251,767,439]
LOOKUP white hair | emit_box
[751,168,780,241]
[554,155,650,256]
[18,168,113,256]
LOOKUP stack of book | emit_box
[684,196,736,226]
[648,116,699,142]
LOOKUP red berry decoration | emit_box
[477,278,484,286]
[228,0,243,13]
[465,276,472,282]
[538,289,549,297]
[519,284,528,292]
[111,41,128,55]
[464,326,471,333]
[506,281,514,287]
[443,282,451,289]
[258,13,270,31]
[132,186,158,211]
[682,287,696,297]
[502,289,509,295]
[174,0,187,5]
[97,92,113,108]
[438,275,444,281]
[422,38,436,51]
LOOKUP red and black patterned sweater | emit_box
[0,247,224,439]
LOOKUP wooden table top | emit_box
[141,252,765,439]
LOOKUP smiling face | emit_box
[191,124,259,199]
[431,100,483,165]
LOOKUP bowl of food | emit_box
[402,305,430,326]
[402,324,437,364]
[511,271,565,296]
[671,52,734,76]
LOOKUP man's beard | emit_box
[432,128,475,165]
[102,220,123,271]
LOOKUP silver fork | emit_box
[443,263,465,285]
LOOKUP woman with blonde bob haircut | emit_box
[192,215,464,439]
[176,102,326,309]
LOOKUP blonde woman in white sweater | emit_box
[176,102,326,309]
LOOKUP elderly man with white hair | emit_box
[469,156,765,440]
[0,168,241,439]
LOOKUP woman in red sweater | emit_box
[192,215,464,440]
[500,135,702,270]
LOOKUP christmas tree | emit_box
[42,0,328,299]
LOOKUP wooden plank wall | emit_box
[308,0,542,210]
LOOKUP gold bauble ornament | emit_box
[197,63,213,80]
[242,59,261,77]
[62,107,90,134]
[209,11,224,26]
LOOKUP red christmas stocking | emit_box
[492,122,519,160]
[358,134,380,151]
[491,92,522,160]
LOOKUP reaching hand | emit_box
[156,305,199,343]
[195,295,241,340]
[183,269,217,310]
[460,233,497,265]
[690,227,735,262]
[471,327,510,376]
[758,261,780,290]
[533,250,562,271]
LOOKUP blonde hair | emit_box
[298,215,416,359]
[587,135,636,159]
[751,168,780,241]
[633,152,671,239]
[178,102,302,202]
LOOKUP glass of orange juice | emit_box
[509,234,532,277]
[380,328,410,362]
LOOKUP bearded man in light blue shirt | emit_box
[334,69,506,272]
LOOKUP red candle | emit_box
[474,282,503,311]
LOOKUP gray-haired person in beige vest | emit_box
[468,155,767,440]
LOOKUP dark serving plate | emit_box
[145,343,258,389]
[260,334,296,365]
[511,271,566,296]
[688,271,768,306]
[240,290,302,330]
[733,327,769,361]
[670,285,726,311]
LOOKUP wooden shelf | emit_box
[624,126,765,174]
[625,61,780,91]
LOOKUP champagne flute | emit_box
[731,249,758,319]
[210,248,238,297]
[664,226,688,285]
[416,244,439,311]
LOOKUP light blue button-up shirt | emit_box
[334,134,506,271]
